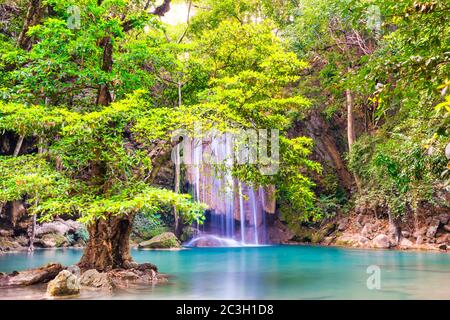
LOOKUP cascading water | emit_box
[178,134,272,247]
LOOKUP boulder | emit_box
[79,269,114,290]
[426,219,441,238]
[46,270,80,297]
[0,238,22,251]
[444,224,450,233]
[138,232,180,249]
[0,263,63,287]
[67,265,81,278]
[335,234,360,247]
[401,231,411,238]
[267,219,294,244]
[180,226,200,242]
[399,238,414,249]
[39,233,68,248]
[0,229,13,237]
[371,234,391,249]
[35,221,71,237]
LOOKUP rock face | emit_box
[0,263,63,287]
[371,234,391,249]
[46,270,80,297]
[138,232,180,249]
[267,219,294,244]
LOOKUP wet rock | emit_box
[46,270,80,297]
[79,269,115,290]
[267,219,294,244]
[180,226,200,242]
[426,219,441,238]
[0,263,63,287]
[371,234,391,249]
[138,232,180,249]
[438,244,447,251]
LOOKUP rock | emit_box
[444,224,450,233]
[401,231,411,238]
[371,234,391,249]
[437,214,450,225]
[416,235,424,245]
[46,270,80,297]
[439,244,447,251]
[79,269,114,290]
[0,263,63,287]
[399,238,413,248]
[35,221,71,237]
[436,234,450,244]
[0,238,22,251]
[426,219,441,238]
[267,219,294,244]
[138,232,180,249]
[413,226,427,238]
[322,236,334,246]
[335,234,360,247]
[180,226,200,242]
[356,215,370,227]
[0,229,13,237]
[337,217,349,231]
[67,265,81,278]
[361,224,373,238]
[358,236,370,246]
[39,233,68,248]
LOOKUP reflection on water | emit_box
[0,246,449,299]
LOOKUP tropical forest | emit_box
[0,0,449,300]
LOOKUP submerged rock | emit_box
[0,263,63,287]
[138,232,181,249]
[47,270,80,297]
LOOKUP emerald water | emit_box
[1,246,450,299]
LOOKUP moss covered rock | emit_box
[39,233,68,248]
[138,232,181,249]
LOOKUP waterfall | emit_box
[181,134,269,247]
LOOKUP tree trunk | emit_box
[18,0,43,50]
[346,88,356,152]
[96,36,113,106]
[78,214,135,271]
[13,134,24,157]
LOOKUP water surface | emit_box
[0,246,449,299]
